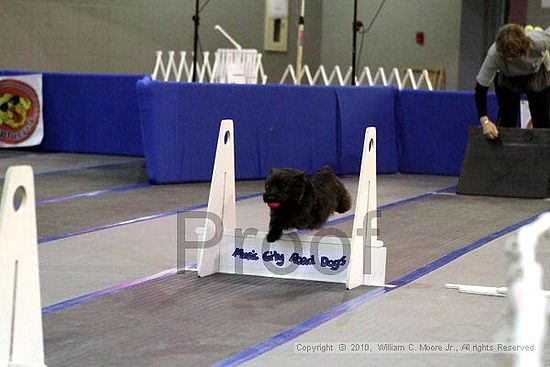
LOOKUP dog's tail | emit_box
[319,165,352,213]
[336,187,352,213]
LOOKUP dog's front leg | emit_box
[266,222,284,243]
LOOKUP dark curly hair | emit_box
[496,24,530,58]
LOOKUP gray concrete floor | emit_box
[2,151,548,367]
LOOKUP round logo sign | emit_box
[0,79,41,144]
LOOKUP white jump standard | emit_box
[0,166,47,367]
[196,119,387,289]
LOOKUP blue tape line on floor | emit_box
[38,192,265,244]
[211,209,548,367]
[39,186,452,312]
[36,183,150,205]
[42,268,177,315]
[39,185,457,316]
[1,160,143,183]
[294,186,455,235]
[34,161,143,177]
[1,160,143,182]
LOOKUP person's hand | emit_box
[480,117,499,139]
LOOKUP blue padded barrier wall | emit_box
[396,90,498,175]
[335,86,398,174]
[0,71,145,156]
[137,78,341,183]
[2,70,504,181]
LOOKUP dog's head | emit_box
[263,168,306,209]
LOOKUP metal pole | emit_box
[192,0,200,82]
[351,0,358,86]
[296,0,305,84]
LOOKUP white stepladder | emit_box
[0,166,47,367]
[196,119,387,289]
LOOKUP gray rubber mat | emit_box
[44,273,366,367]
[0,152,143,178]
[37,174,456,308]
[33,162,148,201]
[37,180,264,239]
[43,195,549,367]
[35,173,456,241]
[323,194,549,281]
[0,149,31,159]
[242,232,550,367]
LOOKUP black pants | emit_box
[494,70,550,129]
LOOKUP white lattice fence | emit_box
[151,50,267,84]
[280,64,434,90]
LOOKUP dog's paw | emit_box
[266,231,281,243]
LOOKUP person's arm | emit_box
[475,82,489,120]
[476,46,499,139]
[475,82,499,139]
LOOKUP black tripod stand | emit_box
[351,0,363,86]
[192,0,200,82]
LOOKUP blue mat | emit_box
[396,90,498,175]
[3,70,503,182]
[137,78,399,183]
[138,79,340,182]
[335,86,398,174]
[1,70,145,156]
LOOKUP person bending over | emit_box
[475,23,549,139]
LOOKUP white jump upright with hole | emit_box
[196,120,386,289]
[0,166,47,367]
[197,119,236,277]
[346,128,386,288]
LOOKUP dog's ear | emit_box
[297,171,306,181]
